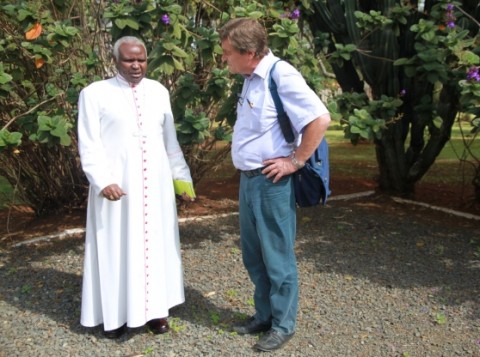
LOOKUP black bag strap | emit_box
[268,60,295,144]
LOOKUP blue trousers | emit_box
[238,172,298,334]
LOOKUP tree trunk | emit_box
[306,0,472,198]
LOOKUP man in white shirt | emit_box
[219,18,331,352]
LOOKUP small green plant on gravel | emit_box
[168,317,186,333]
[210,311,220,325]
[435,312,447,325]
[226,289,238,298]
[233,311,248,320]
[434,244,446,255]
[246,298,255,307]
[470,239,480,258]
[142,346,155,355]
[20,284,31,294]
[474,246,480,259]
[402,353,412,357]
[230,247,241,255]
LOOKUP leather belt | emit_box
[240,167,264,178]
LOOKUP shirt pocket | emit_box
[247,89,277,133]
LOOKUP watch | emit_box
[291,153,305,169]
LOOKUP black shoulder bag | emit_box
[268,60,331,207]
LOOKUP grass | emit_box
[326,123,479,185]
[326,127,377,180]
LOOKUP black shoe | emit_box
[147,318,169,334]
[103,324,126,339]
[254,329,294,351]
[232,316,271,335]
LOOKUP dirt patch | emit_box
[0,170,478,247]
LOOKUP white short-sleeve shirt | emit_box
[232,52,329,171]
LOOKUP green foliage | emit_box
[0,130,22,147]
[0,0,109,214]
[1,0,327,215]
[336,92,402,144]
[330,43,357,64]
[5,0,477,214]
[347,109,387,141]
[355,10,393,29]
[30,114,72,146]
[95,0,325,185]
[305,0,480,196]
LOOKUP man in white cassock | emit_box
[77,36,193,339]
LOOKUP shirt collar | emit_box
[249,51,279,80]
[116,73,143,87]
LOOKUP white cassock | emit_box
[77,75,191,330]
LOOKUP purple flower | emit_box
[400,89,407,97]
[289,8,300,20]
[444,4,456,28]
[161,14,170,25]
[467,66,480,82]
[112,0,120,3]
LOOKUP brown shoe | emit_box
[147,318,169,334]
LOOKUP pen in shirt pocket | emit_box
[246,98,254,108]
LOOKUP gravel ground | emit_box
[1,194,479,357]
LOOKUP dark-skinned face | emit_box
[114,43,147,84]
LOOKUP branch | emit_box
[200,0,223,14]
[457,5,480,28]
[2,95,61,131]
[355,48,396,63]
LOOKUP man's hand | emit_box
[262,114,331,183]
[177,192,195,202]
[101,184,127,201]
[262,156,298,183]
